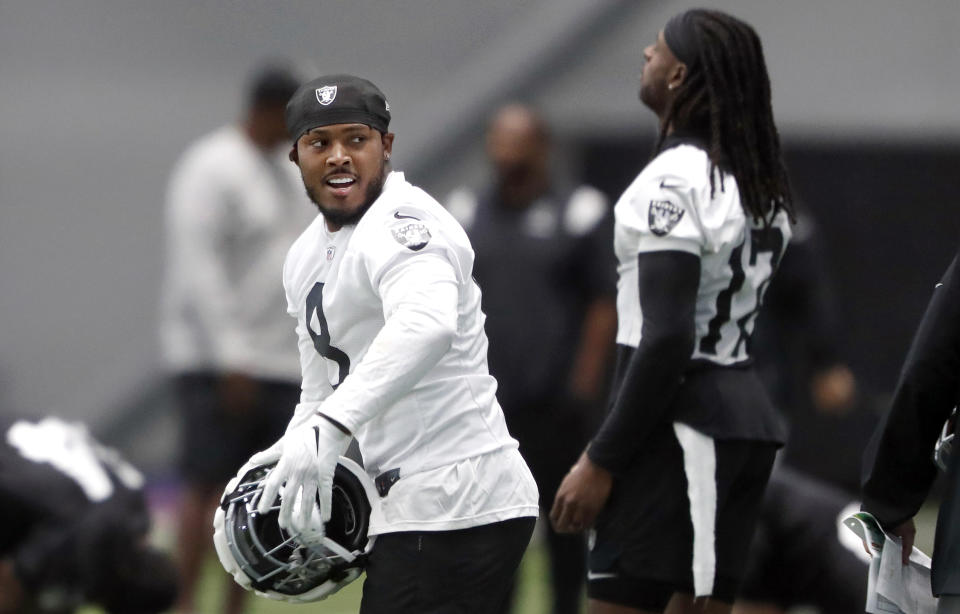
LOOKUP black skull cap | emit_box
[285,74,391,143]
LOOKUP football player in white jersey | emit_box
[244,74,538,613]
[550,10,795,614]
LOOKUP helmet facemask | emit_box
[214,458,375,602]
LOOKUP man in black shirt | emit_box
[862,243,960,612]
[447,103,617,614]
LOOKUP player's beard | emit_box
[306,161,388,227]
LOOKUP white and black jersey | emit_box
[585,135,792,601]
[613,141,791,366]
[283,171,538,536]
[589,134,790,472]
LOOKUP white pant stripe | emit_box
[673,422,717,598]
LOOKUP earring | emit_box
[385,153,391,161]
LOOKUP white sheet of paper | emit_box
[843,511,939,614]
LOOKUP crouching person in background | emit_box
[0,415,177,614]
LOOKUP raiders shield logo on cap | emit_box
[316,85,338,106]
[648,200,685,237]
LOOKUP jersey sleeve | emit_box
[360,206,468,290]
[312,205,463,434]
[620,168,706,257]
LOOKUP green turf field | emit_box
[80,530,560,614]
[78,505,941,614]
[193,536,554,614]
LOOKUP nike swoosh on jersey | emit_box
[936,283,944,288]
[660,179,683,189]
[394,211,420,220]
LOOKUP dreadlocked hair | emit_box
[655,10,795,226]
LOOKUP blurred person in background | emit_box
[751,207,870,496]
[753,207,857,423]
[754,212,880,490]
[446,102,617,614]
[862,242,960,612]
[159,62,314,614]
[0,415,177,614]
[550,9,793,614]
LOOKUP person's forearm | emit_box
[587,251,700,473]
[588,327,694,472]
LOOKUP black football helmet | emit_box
[213,456,376,602]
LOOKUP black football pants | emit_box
[359,517,536,614]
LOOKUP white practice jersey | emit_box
[283,171,538,534]
[614,143,792,365]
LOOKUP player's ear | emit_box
[381,132,395,160]
[288,145,300,166]
[668,63,687,91]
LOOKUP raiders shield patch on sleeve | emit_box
[648,200,685,237]
[391,221,432,251]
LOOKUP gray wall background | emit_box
[1,1,958,456]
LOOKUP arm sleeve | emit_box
[313,253,459,433]
[861,248,960,528]
[166,162,252,370]
[587,250,700,473]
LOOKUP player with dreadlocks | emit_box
[653,9,793,227]
[551,9,793,614]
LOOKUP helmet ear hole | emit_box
[213,457,377,603]
[325,463,372,552]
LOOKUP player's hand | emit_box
[253,415,350,543]
[890,518,917,566]
[550,450,612,534]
